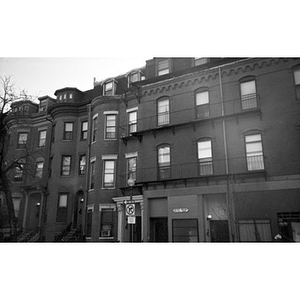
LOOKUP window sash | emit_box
[127,157,137,182]
[196,91,209,105]
[79,155,86,175]
[158,99,170,125]
[81,121,88,140]
[158,60,169,76]
[64,123,73,140]
[245,134,264,171]
[103,160,115,188]
[61,156,71,176]
[38,130,47,147]
[105,115,116,139]
[128,111,137,133]
[92,117,97,142]
[18,133,28,148]
[90,161,95,189]
[36,161,44,178]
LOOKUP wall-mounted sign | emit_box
[173,208,189,213]
[127,216,136,224]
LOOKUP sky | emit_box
[0,57,148,100]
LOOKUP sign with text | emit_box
[127,216,136,224]
[173,208,189,213]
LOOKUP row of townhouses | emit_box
[1,57,300,242]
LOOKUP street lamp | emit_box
[127,176,135,242]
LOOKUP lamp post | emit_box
[127,177,135,242]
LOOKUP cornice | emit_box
[91,95,122,110]
[141,58,297,97]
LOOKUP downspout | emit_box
[218,67,235,242]
[82,103,92,239]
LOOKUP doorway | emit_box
[210,220,230,242]
[73,191,84,229]
[150,217,168,242]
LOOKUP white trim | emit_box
[101,154,118,160]
[87,204,94,212]
[126,107,138,113]
[112,195,144,203]
[125,152,138,159]
[93,113,98,119]
[103,111,119,115]
[17,128,30,133]
[90,156,96,162]
[38,126,48,131]
[99,204,116,211]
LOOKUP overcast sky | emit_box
[0,57,148,99]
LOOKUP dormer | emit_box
[102,78,117,96]
[38,95,56,113]
[126,68,146,88]
[11,100,38,115]
[54,87,83,103]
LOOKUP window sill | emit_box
[99,237,114,240]
[88,189,94,193]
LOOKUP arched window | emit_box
[157,144,171,179]
[195,87,210,119]
[197,139,213,175]
[239,76,258,110]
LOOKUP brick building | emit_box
[2,57,300,242]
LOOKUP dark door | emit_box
[210,220,230,242]
[150,217,168,242]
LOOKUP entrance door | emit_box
[73,192,83,229]
[210,220,230,242]
[150,217,168,242]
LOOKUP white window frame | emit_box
[157,98,170,126]
[245,133,265,171]
[197,140,213,175]
[158,60,170,76]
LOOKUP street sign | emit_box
[126,204,135,216]
[128,216,136,224]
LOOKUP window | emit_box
[240,79,257,110]
[81,121,88,140]
[239,220,272,242]
[35,160,44,179]
[39,100,47,112]
[158,60,170,76]
[103,160,116,188]
[105,115,117,139]
[172,219,199,242]
[38,130,47,147]
[14,159,25,181]
[127,156,137,183]
[128,110,137,134]
[195,58,210,66]
[57,193,68,222]
[69,93,73,99]
[90,160,95,190]
[245,134,264,171]
[158,145,171,179]
[79,155,86,175]
[104,81,113,96]
[92,116,97,143]
[17,132,28,149]
[61,155,71,176]
[195,90,210,118]
[63,122,73,140]
[158,98,170,126]
[293,66,300,100]
[12,197,21,218]
[198,140,213,175]
[99,205,116,238]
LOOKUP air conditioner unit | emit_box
[101,230,111,237]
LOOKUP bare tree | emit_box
[0,76,38,241]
